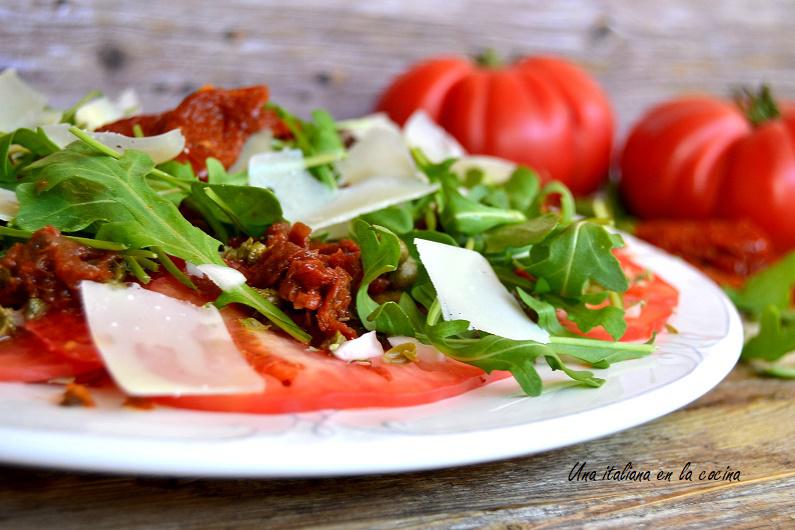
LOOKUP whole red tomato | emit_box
[376,53,614,195]
[620,87,795,251]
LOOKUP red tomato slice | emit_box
[560,253,679,342]
[0,330,99,383]
[157,320,499,414]
[145,276,501,413]
[24,311,103,366]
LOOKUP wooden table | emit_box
[1,364,792,529]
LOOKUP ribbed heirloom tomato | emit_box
[376,53,614,195]
[620,87,795,251]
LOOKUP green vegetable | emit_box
[267,105,345,189]
[726,252,795,378]
[526,220,628,298]
[424,320,604,396]
[440,185,526,235]
[190,182,282,238]
[516,288,566,335]
[152,160,198,205]
[729,252,795,317]
[0,127,59,186]
[411,148,526,236]
[17,130,309,342]
[360,203,414,234]
[547,293,626,341]
[0,225,127,251]
[205,157,247,186]
[740,306,795,378]
[503,166,541,213]
[531,181,576,225]
[483,213,558,254]
[351,219,402,331]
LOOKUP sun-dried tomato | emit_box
[99,85,289,175]
[228,222,363,344]
[634,219,775,287]
[0,226,120,312]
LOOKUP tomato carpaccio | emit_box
[0,256,677,413]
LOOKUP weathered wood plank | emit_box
[2,0,795,137]
[0,366,792,529]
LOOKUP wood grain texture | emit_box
[3,0,795,137]
[0,365,793,529]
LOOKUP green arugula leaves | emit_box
[527,220,627,298]
[267,105,344,189]
[16,133,309,342]
[351,219,403,331]
[19,143,222,265]
[729,252,795,378]
[0,127,59,186]
[424,320,604,397]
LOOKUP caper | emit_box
[398,239,409,264]
[389,256,418,289]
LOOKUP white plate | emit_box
[0,237,742,477]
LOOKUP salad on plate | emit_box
[0,70,678,413]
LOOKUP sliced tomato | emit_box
[0,330,99,383]
[24,311,103,366]
[560,252,679,342]
[145,276,502,413]
[157,321,498,414]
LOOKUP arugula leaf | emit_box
[15,177,131,233]
[205,156,247,186]
[360,203,414,234]
[491,264,535,292]
[423,319,604,396]
[191,182,282,238]
[504,166,541,213]
[19,145,219,264]
[526,220,627,298]
[531,181,576,225]
[440,185,526,235]
[18,140,308,342]
[150,160,197,205]
[412,148,525,236]
[268,105,344,189]
[215,285,309,342]
[516,288,566,335]
[729,252,795,316]
[0,127,59,186]
[742,305,795,363]
[467,184,510,210]
[483,213,558,253]
[548,293,627,341]
[367,293,426,336]
[516,288,641,366]
[351,219,402,331]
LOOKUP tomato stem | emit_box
[736,85,781,127]
[475,48,504,68]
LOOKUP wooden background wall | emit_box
[3,0,795,137]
